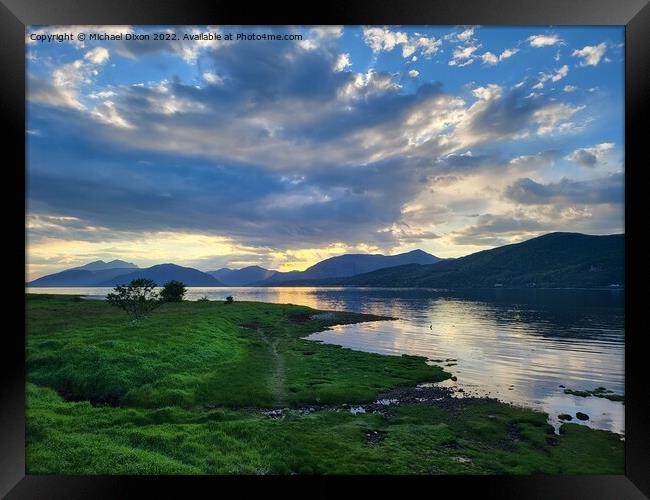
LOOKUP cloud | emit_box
[499,48,519,60]
[532,64,569,89]
[202,72,223,85]
[334,53,352,72]
[90,101,133,129]
[28,46,112,111]
[527,34,562,47]
[362,27,441,59]
[458,85,584,142]
[84,47,110,64]
[402,36,442,58]
[28,75,86,110]
[508,150,562,169]
[456,28,475,42]
[449,44,481,66]
[451,213,548,246]
[481,47,519,66]
[362,27,409,53]
[532,102,585,135]
[572,42,607,66]
[481,52,498,65]
[408,69,419,78]
[566,142,615,167]
[563,85,577,92]
[444,27,477,43]
[505,173,623,205]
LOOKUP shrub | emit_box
[106,279,161,321]
[160,280,187,302]
[225,296,234,304]
[197,296,210,302]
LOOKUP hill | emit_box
[334,233,624,289]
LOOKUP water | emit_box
[26,286,624,434]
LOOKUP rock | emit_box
[375,398,398,406]
[558,414,573,421]
[576,412,589,421]
[262,409,284,419]
[559,385,565,388]
[366,430,386,445]
[451,376,458,382]
[350,406,366,415]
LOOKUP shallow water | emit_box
[27,286,624,434]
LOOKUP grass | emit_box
[26,294,624,474]
[27,295,447,408]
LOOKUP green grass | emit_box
[27,383,624,475]
[27,295,447,408]
[26,294,624,474]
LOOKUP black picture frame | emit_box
[2,0,648,497]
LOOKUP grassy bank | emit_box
[26,294,624,474]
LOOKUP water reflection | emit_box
[27,286,624,433]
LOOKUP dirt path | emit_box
[261,333,288,407]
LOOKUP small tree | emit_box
[225,296,234,304]
[107,278,161,321]
[160,280,187,302]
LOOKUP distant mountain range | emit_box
[257,249,441,285]
[27,249,440,287]
[325,233,624,289]
[26,233,624,289]
[28,263,222,287]
[207,266,278,286]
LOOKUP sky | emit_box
[26,25,624,280]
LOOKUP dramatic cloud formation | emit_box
[26,26,624,278]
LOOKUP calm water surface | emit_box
[27,286,624,434]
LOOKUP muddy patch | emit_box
[288,313,312,323]
[240,322,261,330]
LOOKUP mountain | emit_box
[28,262,223,287]
[258,249,442,285]
[333,233,624,289]
[97,264,223,287]
[207,266,277,286]
[27,267,144,287]
[70,259,139,271]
